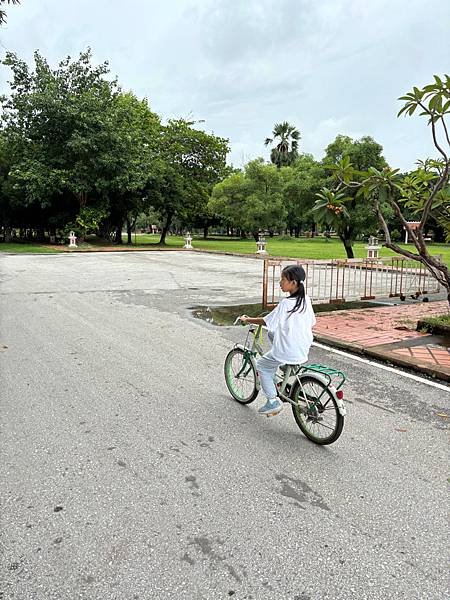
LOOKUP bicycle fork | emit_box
[235,345,261,391]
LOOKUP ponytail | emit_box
[282,265,307,315]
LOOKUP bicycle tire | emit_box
[290,375,344,445]
[224,348,259,404]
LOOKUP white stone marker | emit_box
[68,231,78,248]
[183,232,193,249]
[256,234,267,255]
[366,236,380,259]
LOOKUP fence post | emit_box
[262,258,268,309]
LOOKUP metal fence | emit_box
[262,256,442,308]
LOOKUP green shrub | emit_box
[417,314,450,334]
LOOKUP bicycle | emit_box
[224,323,347,445]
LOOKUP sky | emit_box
[1,0,449,171]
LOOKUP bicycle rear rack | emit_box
[299,363,346,390]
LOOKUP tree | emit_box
[207,171,249,234]
[209,158,287,238]
[281,154,326,236]
[98,92,161,244]
[0,0,19,25]
[265,121,301,168]
[0,49,161,241]
[313,136,388,258]
[147,119,229,245]
[324,76,450,302]
[1,50,120,221]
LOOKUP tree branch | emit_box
[417,101,448,161]
[419,162,449,230]
[416,101,450,230]
[440,115,450,147]
[377,192,450,297]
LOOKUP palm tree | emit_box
[265,121,301,168]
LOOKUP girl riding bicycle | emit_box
[239,265,316,417]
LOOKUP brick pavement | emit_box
[314,300,450,381]
[390,344,450,368]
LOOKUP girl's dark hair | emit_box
[282,265,307,315]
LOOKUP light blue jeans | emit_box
[256,354,283,401]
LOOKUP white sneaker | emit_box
[258,399,283,417]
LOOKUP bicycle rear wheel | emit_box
[290,376,344,445]
[224,348,259,404]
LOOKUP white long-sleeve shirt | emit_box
[263,295,316,364]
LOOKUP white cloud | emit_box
[1,0,449,171]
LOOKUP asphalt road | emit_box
[1,251,448,600]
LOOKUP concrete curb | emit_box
[1,247,267,259]
[314,332,450,383]
[0,246,320,261]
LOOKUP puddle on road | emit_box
[191,300,383,326]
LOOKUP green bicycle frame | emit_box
[236,324,347,416]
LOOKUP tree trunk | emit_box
[344,242,354,259]
[158,212,173,245]
[115,225,123,245]
[203,224,208,239]
[126,218,132,244]
[339,234,354,259]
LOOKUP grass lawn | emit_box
[1,234,448,265]
[125,234,450,265]
[0,242,64,253]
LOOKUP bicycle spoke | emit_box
[224,348,258,404]
[291,376,344,445]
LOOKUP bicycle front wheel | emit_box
[290,376,344,445]
[224,348,259,404]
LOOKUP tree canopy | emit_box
[209,158,287,238]
[0,49,228,243]
[313,135,388,258]
[147,118,229,244]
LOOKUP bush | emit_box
[417,314,450,334]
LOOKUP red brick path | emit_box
[314,301,448,347]
[314,300,450,377]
